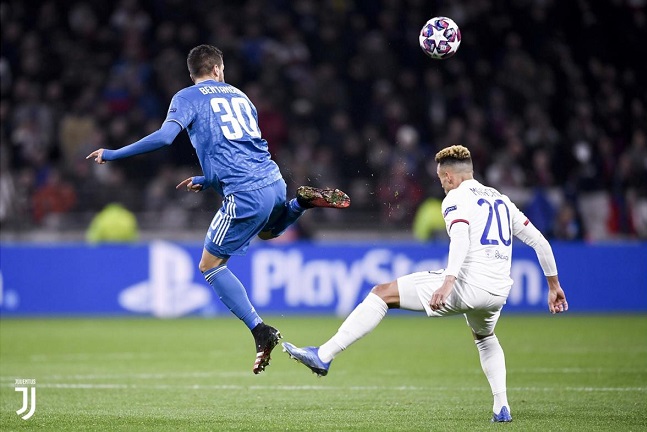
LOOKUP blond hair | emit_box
[435,145,472,164]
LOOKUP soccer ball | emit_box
[419,17,461,59]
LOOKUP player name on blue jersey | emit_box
[198,85,243,95]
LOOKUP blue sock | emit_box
[289,198,306,213]
[264,199,305,237]
[203,265,262,330]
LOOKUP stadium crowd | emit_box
[1,0,646,241]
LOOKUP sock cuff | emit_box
[289,198,305,213]
[203,264,228,284]
[475,334,499,347]
[365,292,389,314]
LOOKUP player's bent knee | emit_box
[198,260,212,273]
[371,282,400,306]
[370,282,388,297]
[473,331,494,340]
[199,251,228,273]
[199,259,226,273]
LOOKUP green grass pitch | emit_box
[1,314,646,431]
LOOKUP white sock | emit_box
[318,293,388,363]
[475,334,510,414]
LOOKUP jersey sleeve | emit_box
[101,121,181,161]
[509,200,530,236]
[165,94,197,130]
[442,190,470,234]
[515,220,558,276]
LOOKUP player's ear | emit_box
[445,170,453,184]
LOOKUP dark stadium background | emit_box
[1,0,646,242]
[1,3,646,430]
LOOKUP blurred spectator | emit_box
[142,164,191,229]
[93,165,140,212]
[0,145,16,224]
[110,0,151,35]
[412,196,446,242]
[10,78,55,169]
[31,168,77,225]
[626,129,647,237]
[58,90,98,171]
[86,202,139,244]
[553,203,584,241]
[485,138,527,206]
[573,140,612,241]
[377,159,424,224]
[524,188,557,238]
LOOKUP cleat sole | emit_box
[252,330,282,375]
[296,186,351,209]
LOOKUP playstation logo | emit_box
[119,241,212,318]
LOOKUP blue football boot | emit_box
[282,342,331,377]
[491,406,512,422]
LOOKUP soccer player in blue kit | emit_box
[88,44,350,374]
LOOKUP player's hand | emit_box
[176,177,203,193]
[547,276,568,314]
[548,285,568,314]
[86,149,106,164]
[430,277,455,311]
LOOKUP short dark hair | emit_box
[435,145,473,169]
[187,45,223,78]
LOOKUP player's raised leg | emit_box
[258,186,350,240]
[283,281,394,376]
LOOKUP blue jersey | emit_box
[165,80,282,196]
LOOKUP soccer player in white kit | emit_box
[283,145,569,422]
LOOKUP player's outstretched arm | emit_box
[86,121,182,164]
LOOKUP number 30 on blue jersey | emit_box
[210,97,261,140]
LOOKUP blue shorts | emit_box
[204,179,287,258]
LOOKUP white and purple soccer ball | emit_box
[419,17,461,59]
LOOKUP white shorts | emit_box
[397,270,508,336]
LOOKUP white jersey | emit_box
[441,179,529,296]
